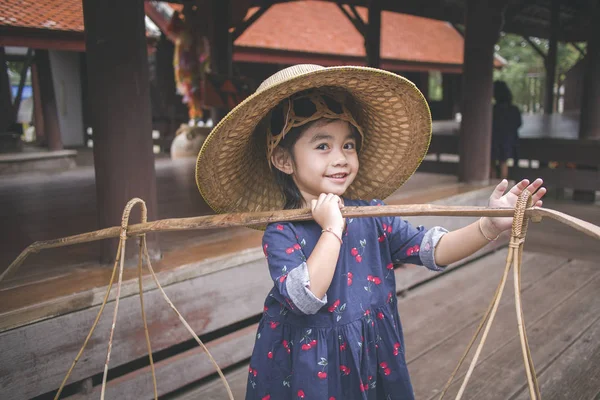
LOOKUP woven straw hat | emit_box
[196,64,432,214]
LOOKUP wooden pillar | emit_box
[211,0,232,77]
[579,0,600,140]
[35,50,63,151]
[0,47,12,133]
[459,0,505,183]
[82,0,160,262]
[366,0,382,68]
[209,0,233,122]
[544,0,559,114]
[30,62,45,143]
[442,73,455,120]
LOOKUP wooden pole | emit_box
[459,0,505,183]
[82,0,160,263]
[366,0,382,68]
[31,62,45,143]
[0,47,13,133]
[579,0,600,140]
[35,50,63,151]
[544,0,559,114]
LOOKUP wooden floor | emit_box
[175,249,600,400]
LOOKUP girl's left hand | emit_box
[484,178,547,234]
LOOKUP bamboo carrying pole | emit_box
[2,198,600,399]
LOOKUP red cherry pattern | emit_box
[347,271,353,286]
[340,365,351,375]
[406,244,420,256]
[297,389,305,398]
[328,299,341,312]
[317,371,327,379]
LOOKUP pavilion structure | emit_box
[0,1,599,399]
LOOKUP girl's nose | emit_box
[332,155,348,167]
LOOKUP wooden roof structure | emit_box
[196,0,592,42]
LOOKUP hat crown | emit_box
[257,64,325,92]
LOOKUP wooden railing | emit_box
[421,135,600,194]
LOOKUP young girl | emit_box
[196,65,546,400]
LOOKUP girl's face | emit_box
[274,119,359,205]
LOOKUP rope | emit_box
[439,190,541,400]
[53,198,233,400]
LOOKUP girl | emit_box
[195,65,546,399]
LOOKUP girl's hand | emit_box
[482,178,547,235]
[311,193,344,236]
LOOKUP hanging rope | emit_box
[52,199,234,400]
[438,190,541,399]
[1,200,599,399]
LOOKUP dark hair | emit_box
[273,119,362,209]
[493,80,513,104]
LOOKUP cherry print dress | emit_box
[246,199,448,400]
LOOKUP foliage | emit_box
[493,33,585,112]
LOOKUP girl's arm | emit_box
[306,193,345,299]
[434,179,546,266]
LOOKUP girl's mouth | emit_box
[326,173,349,181]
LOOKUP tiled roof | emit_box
[0,0,84,32]
[235,2,466,65]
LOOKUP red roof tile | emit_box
[235,2,466,65]
[0,0,84,32]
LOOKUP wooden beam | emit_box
[578,0,600,140]
[337,4,365,36]
[544,0,560,115]
[231,4,272,42]
[11,48,34,123]
[35,50,63,151]
[524,37,547,60]
[459,0,505,183]
[366,0,381,68]
[0,47,12,133]
[570,42,586,57]
[82,0,160,262]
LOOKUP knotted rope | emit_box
[2,199,599,399]
[439,190,541,399]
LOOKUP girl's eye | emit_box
[316,143,329,150]
[344,142,356,150]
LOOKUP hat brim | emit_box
[196,66,432,214]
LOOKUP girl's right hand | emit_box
[311,193,344,235]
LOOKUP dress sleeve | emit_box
[371,199,449,271]
[262,223,327,315]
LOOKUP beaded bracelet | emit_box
[479,218,500,241]
[321,227,343,244]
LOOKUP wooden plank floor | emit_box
[172,250,600,400]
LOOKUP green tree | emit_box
[493,32,584,112]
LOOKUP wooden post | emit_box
[82,0,160,262]
[35,50,63,151]
[574,0,600,202]
[366,0,382,68]
[579,0,600,140]
[31,62,45,143]
[207,0,233,123]
[0,47,13,134]
[442,73,456,120]
[544,0,559,114]
[459,0,505,183]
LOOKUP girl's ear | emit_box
[271,147,294,175]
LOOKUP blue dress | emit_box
[245,199,447,400]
